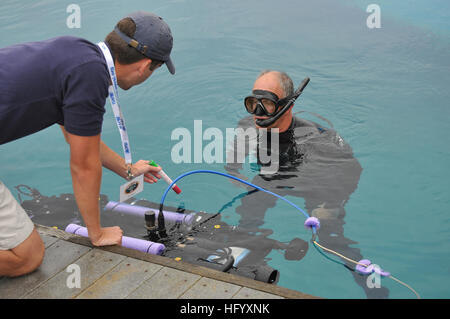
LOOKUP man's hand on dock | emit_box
[89,226,123,247]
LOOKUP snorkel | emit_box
[255,77,310,128]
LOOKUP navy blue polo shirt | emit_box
[0,36,110,145]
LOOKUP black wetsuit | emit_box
[225,115,389,298]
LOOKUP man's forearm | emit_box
[99,140,129,179]
[99,140,161,184]
[70,158,102,240]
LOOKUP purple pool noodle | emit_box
[64,224,165,255]
[104,201,194,225]
[65,223,82,235]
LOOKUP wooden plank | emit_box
[0,235,58,285]
[180,277,241,299]
[76,257,162,299]
[232,287,284,299]
[0,240,90,299]
[35,224,320,299]
[40,234,58,248]
[23,248,125,299]
[126,267,200,299]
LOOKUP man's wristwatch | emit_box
[126,164,134,181]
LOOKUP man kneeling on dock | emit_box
[0,12,175,276]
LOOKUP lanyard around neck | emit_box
[97,41,132,165]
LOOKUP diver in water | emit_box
[0,12,175,277]
[225,70,389,298]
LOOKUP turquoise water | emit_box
[1,0,449,298]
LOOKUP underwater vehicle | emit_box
[16,185,309,284]
[16,178,421,297]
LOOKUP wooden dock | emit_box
[0,224,318,299]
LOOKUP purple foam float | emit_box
[104,201,195,225]
[355,259,391,277]
[65,224,165,255]
[304,217,320,230]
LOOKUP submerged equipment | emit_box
[105,201,194,224]
[245,77,310,128]
[105,201,283,283]
[155,169,421,298]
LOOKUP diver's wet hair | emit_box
[257,70,294,98]
[105,17,163,70]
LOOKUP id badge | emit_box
[119,174,144,202]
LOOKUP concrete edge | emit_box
[35,224,321,299]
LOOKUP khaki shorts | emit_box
[0,180,34,250]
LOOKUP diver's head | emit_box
[245,70,294,132]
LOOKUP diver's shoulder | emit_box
[293,115,343,141]
[293,116,314,126]
[293,116,324,131]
